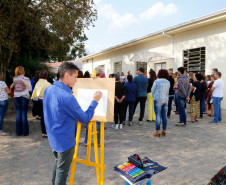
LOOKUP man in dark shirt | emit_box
[113,74,125,129]
[200,75,207,118]
[133,67,148,125]
[175,67,190,126]
[167,70,175,118]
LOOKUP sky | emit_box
[84,0,226,54]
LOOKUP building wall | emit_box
[83,20,226,108]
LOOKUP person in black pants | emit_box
[167,70,175,118]
[113,74,125,130]
[133,67,149,125]
[200,75,207,118]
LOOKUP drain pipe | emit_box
[162,31,177,70]
[162,31,174,56]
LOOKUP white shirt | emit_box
[13,76,32,99]
[212,78,224,97]
[0,81,8,101]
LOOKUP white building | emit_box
[78,9,226,108]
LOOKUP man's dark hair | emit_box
[58,62,79,79]
[195,73,203,81]
[177,67,184,74]
[127,74,133,82]
[83,71,90,78]
[212,68,218,73]
[115,74,120,81]
[216,71,221,77]
[39,70,48,79]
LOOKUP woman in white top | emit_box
[13,66,32,136]
[0,71,11,136]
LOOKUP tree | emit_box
[0,0,97,78]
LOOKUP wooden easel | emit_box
[69,120,106,185]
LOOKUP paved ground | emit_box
[0,104,226,185]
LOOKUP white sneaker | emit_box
[174,122,185,126]
[112,124,118,129]
[138,121,142,125]
[119,124,122,129]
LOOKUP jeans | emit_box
[123,101,135,122]
[52,146,75,185]
[154,101,168,131]
[177,96,187,124]
[133,97,147,121]
[114,101,124,124]
[200,96,205,118]
[14,97,29,136]
[84,122,100,145]
[167,96,173,116]
[0,99,9,131]
[174,93,179,111]
[213,97,223,122]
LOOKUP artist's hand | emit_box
[93,91,102,102]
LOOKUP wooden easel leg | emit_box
[93,121,100,185]
[100,122,105,185]
[86,122,93,164]
[69,122,82,185]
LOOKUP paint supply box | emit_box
[114,157,167,184]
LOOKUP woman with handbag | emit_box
[0,71,11,136]
[13,66,32,136]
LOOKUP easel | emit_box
[69,120,106,185]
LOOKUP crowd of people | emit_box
[0,63,225,184]
[0,65,224,138]
[110,67,224,137]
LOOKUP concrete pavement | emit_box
[0,105,225,185]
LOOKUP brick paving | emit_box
[0,105,226,185]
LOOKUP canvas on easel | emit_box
[72,78,115,122]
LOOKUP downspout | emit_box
[92,58,93,71]
[162,31,174,56]
[162,31,176,70]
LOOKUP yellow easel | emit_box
[69,120,106,185]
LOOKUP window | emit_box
[136,62,147,74]
[155,63,166,74]
[114,62,122,74]
[183,47,205,72]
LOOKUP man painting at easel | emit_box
[43,62,102,185]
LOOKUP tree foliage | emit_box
[0,0,97,78]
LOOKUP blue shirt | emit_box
[43,81,98,152]
[124,82,137,101]
[133,74,148,97]
[151,79,170,102]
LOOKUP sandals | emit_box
[42,134,48,138]
[161,130,166,136]
[153,131,160,137]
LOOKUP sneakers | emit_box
[138,121,142,125]
[112,124,122,129]
[209,121,218,124]
[112,124,118,129]
[122,121,125,125]
[0,131,9,136]
[128,121,132,126]
[174,122,185,126]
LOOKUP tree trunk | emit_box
[0,48,14,81]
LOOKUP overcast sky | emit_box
[85,0,226,54]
